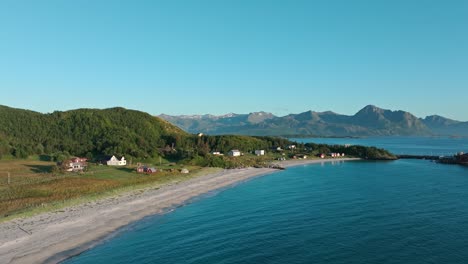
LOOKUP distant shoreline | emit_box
[0,158,359,264]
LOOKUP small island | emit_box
[438,152,468,166]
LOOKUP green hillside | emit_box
[0,106,298,163]
[0,105,188,160]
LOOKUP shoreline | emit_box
[0,158,358,264]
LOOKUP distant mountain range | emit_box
[159,105,468,137]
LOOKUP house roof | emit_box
[108,155,125,161]
[71,162,86,166]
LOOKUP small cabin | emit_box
[254,150,265,156]
[272,146,283,151]
[181,168,189,174]
[62,157,88,172]
[228,150,241,157]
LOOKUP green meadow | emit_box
[0,159,215,220]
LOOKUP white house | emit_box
[63,157,87,172]
[107,155,127,166]
[228,150,241,157]
[255,150,265,156]
[287,145,296,150]
[211,151,222,155]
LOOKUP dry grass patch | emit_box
[0,159,209,218]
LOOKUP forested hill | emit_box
[0,105,189,159]
[0,105,396,163]
[0,105,298,161]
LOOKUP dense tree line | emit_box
[0,105,396,163]
[303,143,397,160]
[0,106,186,160]
[0,106,296,161]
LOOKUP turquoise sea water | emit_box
[65,137,468,264]
[291,136,468,156]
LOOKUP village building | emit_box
[287,145,296,150]
[254,150,265,156]
[107,155,127,166]
[456,152,468,163]
[136,166,157,174]
[296,154,308,159]
[272,146,283,151]
[62,157,87,172]
[228,149,241,157]
[181,168,189,174]
[211,151,222,155]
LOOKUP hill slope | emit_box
[0,105,188,159]
[421,115,468,136]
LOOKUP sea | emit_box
[64,137,468,264]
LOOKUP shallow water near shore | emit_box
[65,158,468,264]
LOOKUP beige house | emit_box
[255,150,265,156]
[228,150,241,157]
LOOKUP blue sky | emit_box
[0,0,467,120]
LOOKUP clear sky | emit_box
[0,0,467,120]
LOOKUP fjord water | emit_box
[292,136,468,156]
[65,137,468,264]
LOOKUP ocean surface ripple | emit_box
[66,158,468,264]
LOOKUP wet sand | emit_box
[0,158,358,264]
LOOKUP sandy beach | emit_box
[0,158,358,264]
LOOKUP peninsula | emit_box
[0,105,394,263]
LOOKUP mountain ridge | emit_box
[159,105,468,137]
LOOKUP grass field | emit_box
[0,159,212,219]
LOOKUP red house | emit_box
[136,166,158,174]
